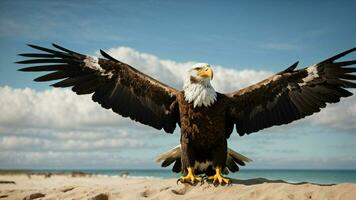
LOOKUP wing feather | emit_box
[227,48,356,136]
[18,64,78,72]
[18,44,180,133]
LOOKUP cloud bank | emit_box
[102,46,273,92]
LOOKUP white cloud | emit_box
[0,136,154,152]
[1,46,355,169]
[309,95,356,132]
[0,86,122,129]
[102,46,273,92]
[0,150,153,169]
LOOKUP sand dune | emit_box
[0,174,355,200]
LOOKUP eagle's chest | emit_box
[178,93,228,142]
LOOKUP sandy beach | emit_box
[0,173,355,200]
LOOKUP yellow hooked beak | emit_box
[197,67,213,80]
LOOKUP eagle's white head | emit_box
[183,63,217,107]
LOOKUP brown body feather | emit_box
[178,92,230,174]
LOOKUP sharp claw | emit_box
[177,175,203,185]
[207,175,231,185]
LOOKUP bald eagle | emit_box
[18,44,356,185]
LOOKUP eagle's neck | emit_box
[183,81,217,108]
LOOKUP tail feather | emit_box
[155,145,180,163]
[156,145,252,174]
[226,156,239,172]
[172,159,182,173]
[228,148,253,163]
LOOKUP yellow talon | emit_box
[177,167,203,184]
[208,166,231,185]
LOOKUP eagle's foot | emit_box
[177,167,203,185]
[207,166,231,185]
[177,174,203,185]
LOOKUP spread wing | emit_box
[17,44,180,133]
[226,48,356,136]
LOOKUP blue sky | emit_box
[0,0,356,170]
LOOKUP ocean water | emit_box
[30,169,356,184]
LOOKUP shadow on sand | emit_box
[230,177,335,186]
